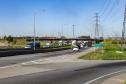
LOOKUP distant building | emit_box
[39,37,58,39]
[26,36,59,41]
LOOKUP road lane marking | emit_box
[84,69,126,84]
[0,60,41,69]
[0,64,19,69]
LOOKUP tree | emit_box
[4,35,7,40]
[6,35,13,43]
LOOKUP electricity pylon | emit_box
[122,4,126,49]
[95,13,100,39]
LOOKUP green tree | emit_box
[4,35,7,40]
[6,35,13,43]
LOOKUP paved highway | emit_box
[0,61,126,84]
[0,48,126,84]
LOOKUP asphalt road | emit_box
[0,48,126,84]
[0,61,126,84]
[0,49,75,67]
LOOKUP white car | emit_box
[73,47,79,51]
[25,45,32,48]
[43,45,50,48]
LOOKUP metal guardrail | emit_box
[0,47,71,57]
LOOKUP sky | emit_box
[0,0,125,37]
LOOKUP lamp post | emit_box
[33,9,45,51]
[33,13,36,51]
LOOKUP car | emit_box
[43,45,50,48]
[25,42,40,49]
[25,45,32,48]
[73,47,79,51]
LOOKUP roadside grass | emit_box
[124,81,126,84]
[79,44,126,60]
[0,39,71,49]
[0,39,28,48]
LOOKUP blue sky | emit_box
[0,0,125,37]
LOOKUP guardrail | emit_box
[0,47,71,57]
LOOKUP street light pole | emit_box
[33,13,36,51]
[33,10,45,51]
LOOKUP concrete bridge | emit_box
[27,38,103,42]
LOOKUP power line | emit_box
[100,0,111,17]
[108,0,122,22]
[102,0,117,21]
[95,0,125,38]
[99,0,110,16]
[97,0,107,14]
[105,0,119,20]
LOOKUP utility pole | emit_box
[72,24,75,38]
[33,13,36,51]
[58,32,61,38]
[61,25,64,36]
[95,13,100,39]
[122,4,126,49]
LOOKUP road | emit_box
[0,48,126,84]
[0,61,126,84]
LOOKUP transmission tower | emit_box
[122,4,126,41]
[95,13,100,39]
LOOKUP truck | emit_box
[25,42,40,49]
